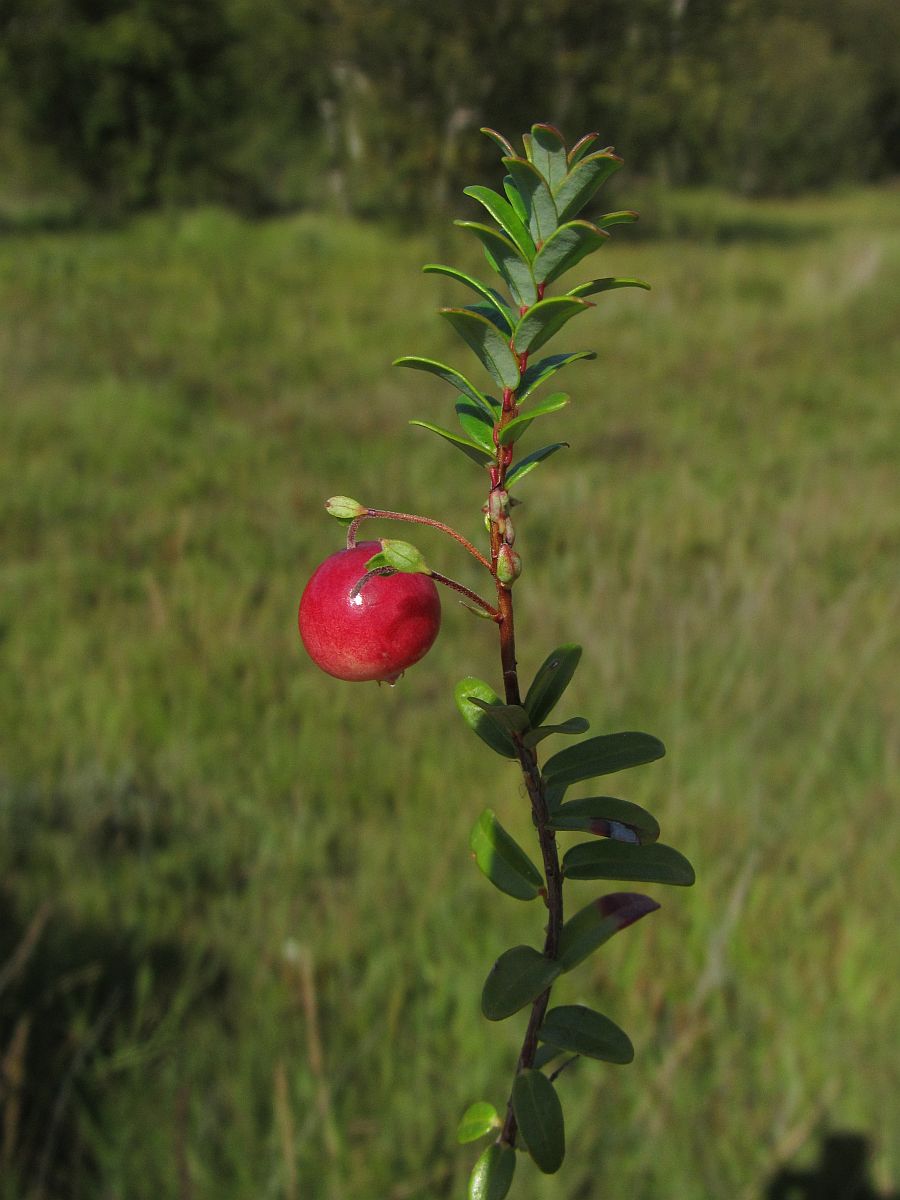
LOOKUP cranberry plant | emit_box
[298,124,695,1199]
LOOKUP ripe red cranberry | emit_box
[298,541,442,683]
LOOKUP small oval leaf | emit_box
[533,221,609,287]
[503,157,558,243]
[548,796,660,844]
[456,398,496,452]
[440,306,521,390]
[506,442,568,488]
[454,221,538,307]
[423,263,514,330]
[457,1101,501,1144]
[468,1142,516,1200]
[511,1069,565,1174]
[470,809,544,902]
[455,677,518,759]
[553,151,623,223]
[497,392,569,447]
[522,717,590,748]
[530,123,569,192]
[543,732,666,788]
[567,276,650,299]
[409,420,493,466]
[558,892,661,971]
[513,297,592,354]
[540,1005,634,1064]
[524,643,583,726]
[562,841,696,886]
[519,351,596,401]
[463,186,536,260]
[393,355,490,409]
[482,946,561,1022]
[567,132,601,166]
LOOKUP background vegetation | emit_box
[2,0,900,223]
[2,3,899,1198]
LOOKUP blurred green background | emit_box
[1,2,899,1198]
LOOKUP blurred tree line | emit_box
[1,0,898,221]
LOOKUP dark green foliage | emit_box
[457,1101,501,1144]
[511,1070,566,1174]
[562,841,696,886]
[468,1142,516,1200]
[454,678,519,759]
[558,894,661,971]
[482,947,562,1021]
[539,1005,634,1064]
[524,644,583,726]
[543,732,666,788]
[549,796,661,844]
[470,810,544,901]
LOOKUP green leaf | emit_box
[543,732,666,788]
[558,893,661,971]
[596,209,640,228]
[530,123,568,192]
[554,151,623,223]
[467,697,531,736]
[463,303,513,336]
[503,176,528,224]
[463,186,536,260]
[409,420,493,466]
[532,1044,563,1071]
[454,221,538,307]
[368,539,431,575]
[567,132,601,166]
[562,841,696,885]
[503,157,558,244]
[423,264,514,330]
[393,356,491,410]
[482,946,561,1021]
[519,351,596,401]
[567,276,651,299]
[497,392,569,447]
[455,677,518,759]
[324,495,366,521]
[506,443,568,487]
[440,307,521,391]
[522,717,589,748]
[457,1101,501,1144]
[480,126,516,158]
[512,297,592,354]
[533,221,609,287]
[511,1070,565,1174]
[523,643,582,725]
[540,1005,634,1064]
[456,398,495,452]
[468,1142,516,1200]
[548,796,660,844]
[470,809,544,902]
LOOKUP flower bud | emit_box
[325,495,367,520]
[496,544,522,587]
[487,489,510,522]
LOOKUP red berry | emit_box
[298,541,442,683]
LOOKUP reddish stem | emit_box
[347,508,493,573]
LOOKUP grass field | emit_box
[1,185,899,1200]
